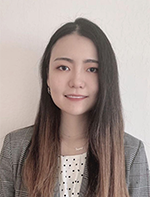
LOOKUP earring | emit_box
[47,86,51,95]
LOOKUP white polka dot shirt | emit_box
[58,152,87,197]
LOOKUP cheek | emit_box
[90,77,99,94]
[49,77,63,96]
[95,84,99,95]
[49,74,59,88]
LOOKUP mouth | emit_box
[65,94,88,99]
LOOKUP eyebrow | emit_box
[54,57,73,63]
[54,57,99,64]
[84,59,99,64]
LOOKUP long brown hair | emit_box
[23,18,129,197]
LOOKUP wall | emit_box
[0,0,150,164]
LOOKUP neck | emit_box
[60,112,89,156]
[60,112,88,140]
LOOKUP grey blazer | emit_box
[0,126,150,197]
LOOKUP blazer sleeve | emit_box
[128,141,150,197]
[0,134,15,197]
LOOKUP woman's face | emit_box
[47,33,99,117]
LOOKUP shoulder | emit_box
[4,125,34,147]
[7,125,34,141]
[124,132,145,168]
[2,126,34,164]
[124,132,149,180]
[0,126,34,195]
[124,134,150,196]
[124,132,142,154]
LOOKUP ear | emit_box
[47,81,50,88]
[47,73,50,88]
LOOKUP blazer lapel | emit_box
[54,179,60,197]
[79,159,88,197]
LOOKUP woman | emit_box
[0,18,149,197]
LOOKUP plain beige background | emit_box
[0,0,150,165]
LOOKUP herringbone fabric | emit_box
[0,126,150,197]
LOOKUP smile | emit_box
[66,95,86,98]
[65,95,88,99]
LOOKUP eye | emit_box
[87,67,98,73]
[57,66,70,71]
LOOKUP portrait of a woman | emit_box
[0,18,149,197]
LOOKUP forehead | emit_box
[50,33,98,61]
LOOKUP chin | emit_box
[61,109,90,117]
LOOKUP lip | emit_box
[65,94,88,100]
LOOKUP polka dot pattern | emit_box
[58,152,87,196]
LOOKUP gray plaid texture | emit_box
[0,126,150,197]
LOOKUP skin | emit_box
[47,33,99,155]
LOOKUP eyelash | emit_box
[57,66,69,71]
[57,66,98,73]
[87,67,98,73]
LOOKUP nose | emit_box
[68,71,85,89]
